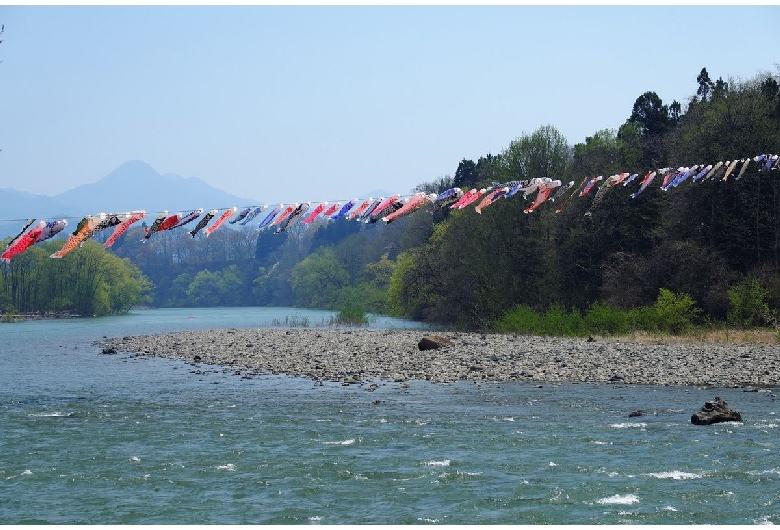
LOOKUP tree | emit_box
[290,248,349,308]
[712,76,729,100]
[616,121,644,169]
[0,240,152,315]
[669,100,681,123]
[628,91,671,137]
[453,159,478,189]
[475,153,502,185]
[500,124,571,181]
[414,174,453,194]
[572,129,621,179]
[626,91,672,166]
[697,67,713,101]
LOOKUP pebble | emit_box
[97,328,780,387]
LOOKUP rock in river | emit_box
[690,397,742,425]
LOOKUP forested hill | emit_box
[3,67,779,331]
[387,68,780,328]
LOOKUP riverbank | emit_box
[1,311,82,323]
[99,328,780,387]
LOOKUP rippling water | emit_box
[1,307,778,524]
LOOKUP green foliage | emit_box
[496,305,586,336]
[495,305,540,334]
[727,277,776,329]
[500,124,571,182]
[583,301,629,336]
[334,305,369,327]
[385,69,780,331]
[495,289,704,337]
[649,288,702,335]
[0,240,152,316]
[497,302,627,337]
[539,305,585,336]
[291,248,349,308]
[573,129,621,178]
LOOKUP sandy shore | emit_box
[97,328,780,388]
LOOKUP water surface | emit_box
[1,307,777,524]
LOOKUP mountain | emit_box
[0,160,261,238]
[55,160,259,215]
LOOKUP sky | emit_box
[0,5,778,206]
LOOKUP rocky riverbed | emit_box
[98,328,780,387]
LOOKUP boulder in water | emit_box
[690,397,742,425]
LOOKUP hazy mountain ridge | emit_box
[0,160,261,237]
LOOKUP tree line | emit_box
[0,240,152,317]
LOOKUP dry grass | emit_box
[609,329,780,345]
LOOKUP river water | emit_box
[1,307,778,524]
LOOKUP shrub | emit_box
[334,305,369,327]
[583,300,629,336]
[727,277,776,329]
[627,305,659,333]
[495,304,540,334]
[540,305,584,336]
[651,288,701,334]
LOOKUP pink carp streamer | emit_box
[1,221,45,262]
[524,179,561,214]
[205,207,237,236]
[104,211,146,248]
[383,193,435,224]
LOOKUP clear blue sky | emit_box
[1,5,778,205]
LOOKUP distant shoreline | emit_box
[99,328,780,388]
[0,311,81,323]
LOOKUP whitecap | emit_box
[747,468,780,477]
[417,518,439,523]
[662,505,678,512]
[422,459,450,467]
[21,470,32,476]
[596,494,639,505]
[322,439,355,446]
[549,462,557,467]
[593,441,612,445]
[645,470,703,480]
[610,422,647,429]
[216,464,236,471]
[129,456,141,463]
[308,516,322,524]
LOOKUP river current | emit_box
[0,307,778,524]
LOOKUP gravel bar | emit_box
[98,328,780,387]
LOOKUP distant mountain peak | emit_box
[0,160,261,238]
[103,160,161,181]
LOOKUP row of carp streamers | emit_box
[2,153,779,263]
